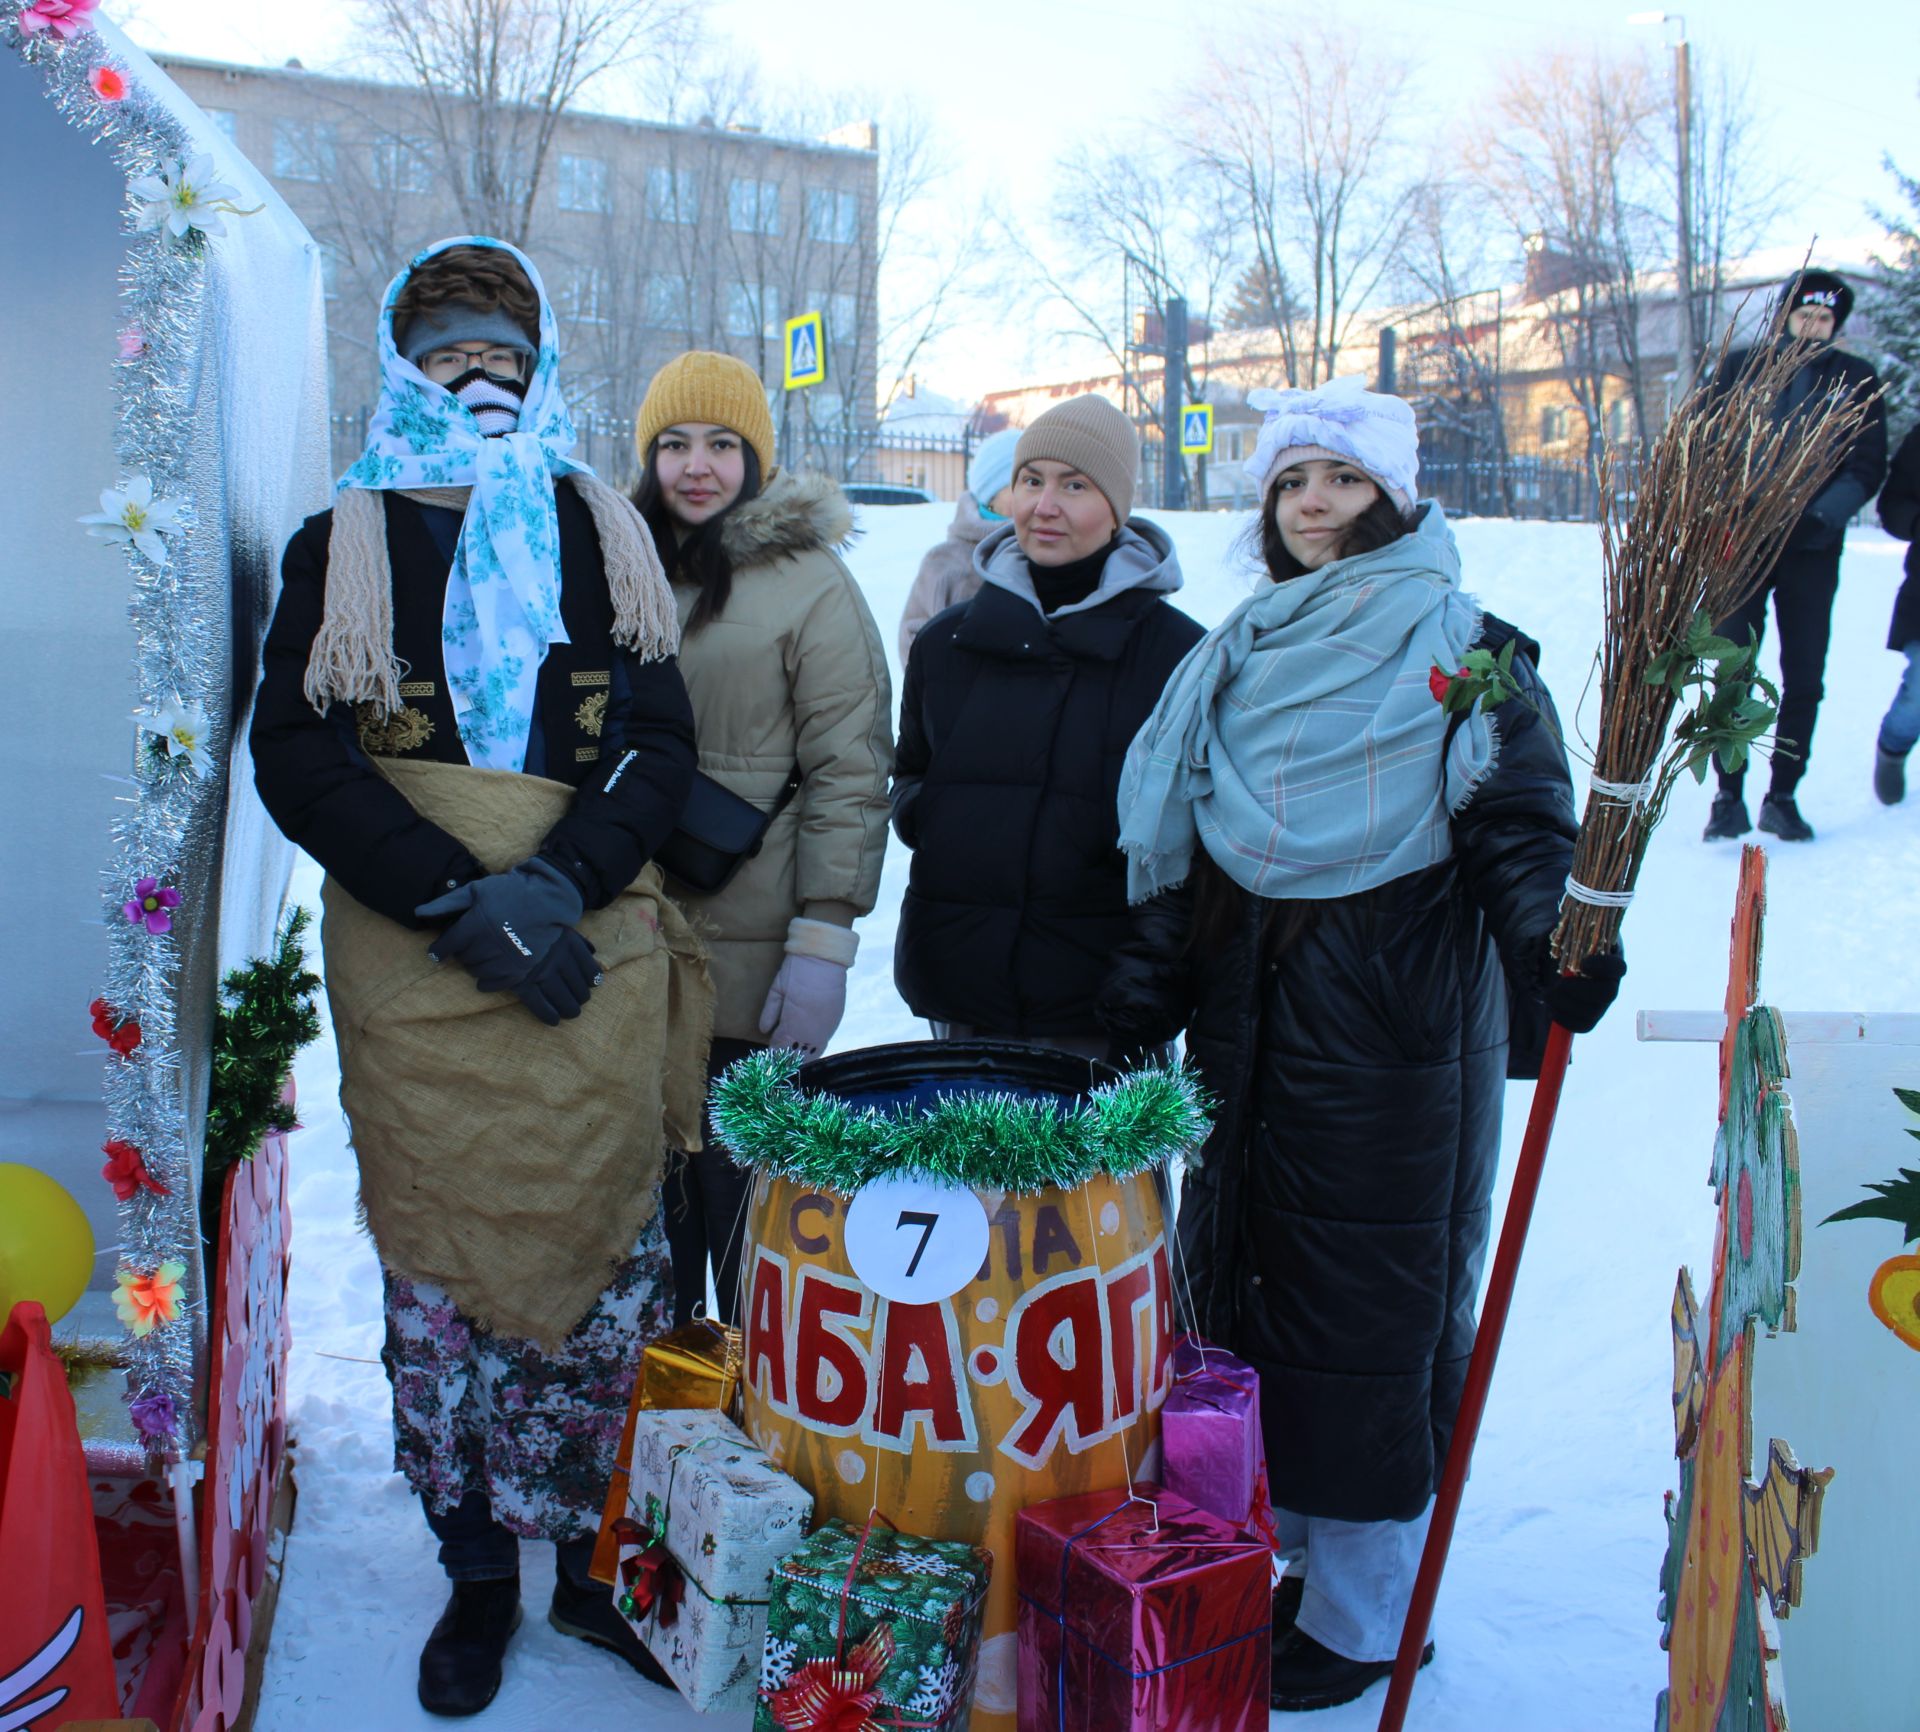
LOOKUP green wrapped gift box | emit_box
[756,1518,992,1732]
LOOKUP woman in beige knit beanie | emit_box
[890,391,1203,1062]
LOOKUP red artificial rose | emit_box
[90,996,142,1054]
[102,1138,168,1201]
[1428,664,1453,703]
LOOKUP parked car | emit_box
[843,482,937,506]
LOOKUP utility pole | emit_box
[1630,12,1695,395]
[1377,325,1398,396]
[1162,295,1189,510]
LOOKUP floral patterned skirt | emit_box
[380,1197,672,1540]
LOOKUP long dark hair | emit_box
[631,441,764,633]
[1256,486,1410,582]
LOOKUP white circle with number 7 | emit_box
[843,1174,991,1304]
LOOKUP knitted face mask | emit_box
[449,367,527,437]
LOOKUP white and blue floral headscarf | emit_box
[339,235,584,772]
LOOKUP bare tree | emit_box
[353,0,695,244]
[1686,54,1789,359]
[1474,47,1666,480]
[1184,19,1416,386]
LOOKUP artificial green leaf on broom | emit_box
[1645,612,1782,783]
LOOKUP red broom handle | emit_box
[1377,1020,1576,1732]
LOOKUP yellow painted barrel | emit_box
[728,1044,1182,1732]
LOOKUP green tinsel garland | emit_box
[202,907,322,1229]
[708,1047,1212,1196]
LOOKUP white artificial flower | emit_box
[140,699,213,777]
[130,154,246,240]
[80,474,188,566]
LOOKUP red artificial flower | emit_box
[1428,664,1454,704]
[89,997,142,1055]
[102,1137,169,1201]
[88,65,126,100]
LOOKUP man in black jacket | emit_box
[1703,268,1887,843]
[1873,421,1920,804]
[890,395,1204,1060]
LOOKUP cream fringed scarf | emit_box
[302,472,681,723]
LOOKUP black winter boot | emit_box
[1758,793,1815,842]
[1270,1628,1434,1711]
[1272,1573,1305,1639]
[1875,745,1908,806]
[418,1576,521,1717]
[1702,792,1751,840]
[548,1545,674,1688]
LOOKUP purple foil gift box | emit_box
[1160,1334,1279,1552]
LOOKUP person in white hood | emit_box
[889,395,1204,1058]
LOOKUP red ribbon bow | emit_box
[766,1625,897,1732]
[624,1536,686,1629]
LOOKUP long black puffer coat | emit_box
[1102,617,1576,1523]
[891,520,1205,1036]
[251,482,696,926]
[1879,422,1920,650]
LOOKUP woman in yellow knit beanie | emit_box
[630,351,893,1327]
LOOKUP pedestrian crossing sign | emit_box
[1180,404,1214,455]
[784,311,826,390]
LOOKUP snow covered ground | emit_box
[255,504,1920,1731]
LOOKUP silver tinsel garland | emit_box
[14,12,231,1464]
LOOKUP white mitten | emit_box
[756,919,859,1055]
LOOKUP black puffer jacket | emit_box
[1712,340,1887,553]
[251,481,696,926]
[891,520,1205,1035]
[1879,422,1920,650]
[1103,618,1576,1523]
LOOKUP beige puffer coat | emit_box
[669,471,893,1040]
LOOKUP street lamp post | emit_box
[1630,11,1695,394]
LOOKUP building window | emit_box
[727,281,782,340]
[644,273,691,330]
[827,292,859,345]
[272,120,337,182]
[807,187,859,245]
[204,107,237,143]
[317,241,341,300]
[372,136,433,195]
[729,177,781,236]
[646,166,697,225]
[1540,404,1570,444]
[557,153,609,214]
[561,266,609,324]
[1606,397,1632,442]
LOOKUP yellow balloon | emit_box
[0,1163,96,1326]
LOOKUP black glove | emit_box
[416,856,585,992]
[1539,944,1626,1035]
[513,927,601,1026]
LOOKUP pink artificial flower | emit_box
[89,65,126,101]
[122,876,181,935]
[117,325,145,360]
[19,0,98,39]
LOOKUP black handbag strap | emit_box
[771,763,803,813]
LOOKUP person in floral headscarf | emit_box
[250,237,698,1716]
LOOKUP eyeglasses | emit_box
[418,344,530,384]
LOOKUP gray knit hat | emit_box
[1014,395,1138,524]
[399,303,535,370]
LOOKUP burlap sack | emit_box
[321,758,713,1349]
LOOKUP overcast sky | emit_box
[127,0,1915,401]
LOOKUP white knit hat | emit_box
[1244,376,1420,510]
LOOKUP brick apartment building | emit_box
[153,53,881,483]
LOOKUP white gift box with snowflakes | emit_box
[615,1407,814,1711]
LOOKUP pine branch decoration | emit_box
[709,1047,1212,1196]
[203,906,322,1199]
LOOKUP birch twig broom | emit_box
[1551,334,1879,968]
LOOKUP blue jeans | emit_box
[1275,1501,1434,1663]
[424,1488,601,1586]
[1881,642,1920,757]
